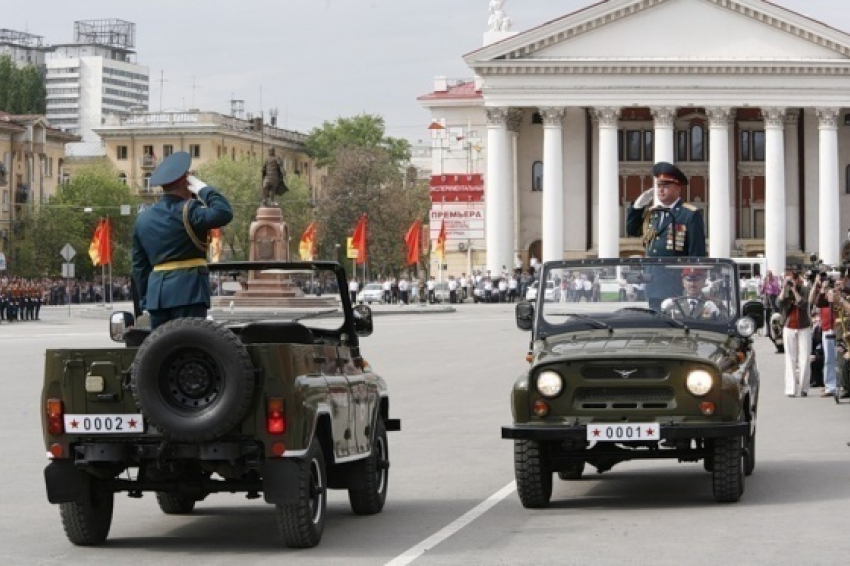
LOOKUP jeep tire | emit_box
[276,437,327,548]
[712,436,744,503]
[59,484,114,546]
[514,439,552,509]
[348,419,389,515]
[156,492,196,514]
[131,318,255,442]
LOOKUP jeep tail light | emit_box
[267,398,286,434]
[46,398,65,435]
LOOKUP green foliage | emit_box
[14,162,139,278]
[0,55,46,114]
[316,147,430,277]
[305,114,411,168]
[196,156,315,261]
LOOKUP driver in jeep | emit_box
[660,267,722,320]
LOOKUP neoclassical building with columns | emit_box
[419,0,850,277]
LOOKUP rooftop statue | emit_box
[488,0,512,32]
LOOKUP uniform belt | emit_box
[153,258,208,272]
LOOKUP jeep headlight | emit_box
[536,370,563,398]
[686,370,713,396]
[736,317,756,338]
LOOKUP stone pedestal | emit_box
[212,206,336,308]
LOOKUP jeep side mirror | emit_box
[741,300,765,329]
[515,302,534,331]
[352,304,373,337]
[109,311,135,342]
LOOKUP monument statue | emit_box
[261,147,289,206]
[488,0,512,32]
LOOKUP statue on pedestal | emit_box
[488,0,512,32]
[261,147,289,206]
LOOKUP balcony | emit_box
[140,155,159,170]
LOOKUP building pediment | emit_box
[466,0,850,70]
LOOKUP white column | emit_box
[764,108,787,276]
[651,107,677,164]
[594,107,621,258]
[817,107,841,266]
[540,107,565,263]
[784,110,801,251]
[485,107,512,274]
[707,107,732,258]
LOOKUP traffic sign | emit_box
[62,262,75,278]
[346,237,359,259]
[0,252,6,271]
[60,243,76,262]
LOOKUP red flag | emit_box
[435,219,446,261]
[88,218,112,266]
[351,214,367,265]
[405,219,422,265]
[299,221,317,261]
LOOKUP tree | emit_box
[197,156,315,261]
[16,162,139,278]
[305,114,411,168]
[0,55,46,114]
[316,146,429,277]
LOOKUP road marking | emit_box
[385,481,516,566]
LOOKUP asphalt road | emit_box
[2,303,849,565]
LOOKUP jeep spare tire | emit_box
[131,318,255,442]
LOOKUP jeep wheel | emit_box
[744,432,756,477]
[156,492,196,514]
[557,461,585,481]
[712,437,744,503]
[349,419,389,515]
[59,485,114,546]
[514,440,552,509]
[131,318,255,442]
[276,437,327,548]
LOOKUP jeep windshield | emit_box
[206,261,348,332]
[535,258,740,335]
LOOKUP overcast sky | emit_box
[6,0,850,142]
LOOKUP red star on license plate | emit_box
[127,418,138,429]
[70,420,79,429]
[592,428,601,437]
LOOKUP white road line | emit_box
[385,481,516,566]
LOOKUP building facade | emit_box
[0,29,53,68]
[420,0,850,276]
[93,110,322,198]
[0,112,80,257]
[45,20,149,144]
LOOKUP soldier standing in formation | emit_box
[626,161,707,310]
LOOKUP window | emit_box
[116,146,128,160]
[143,173,151,191]
[690,124,705,161]
[143,145,154,158]
[625,131,642,161]
[532,161,543,191]
[740,130,766,162]
[163,144,173,157]
[620,130,653,162]
[644,131,654,162]
[118,173,127,185]
[676,131,688,162]
[189,144,201,158]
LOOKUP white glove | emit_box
[186,175,208,195]
[633,188,655,209]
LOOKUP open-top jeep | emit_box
[41,261,400,548]
[504,258,764,507]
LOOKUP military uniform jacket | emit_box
[626,200,707,258]
[132,186,233,312]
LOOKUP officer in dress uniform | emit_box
[132,151,233,329]
[626,161,707,310]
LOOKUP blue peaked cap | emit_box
[150,151,192,186]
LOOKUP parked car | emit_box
[526,280,556,302]
[41,261,400,548]
[505,258,764,507]
[357,282,384,304]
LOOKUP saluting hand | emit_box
[186,175,208,195]
[633,189,654,209]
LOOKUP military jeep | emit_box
[41,261,400,548]
[504,258,763,507]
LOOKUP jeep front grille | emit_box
[574,387,674,410]
[580,363,668,381]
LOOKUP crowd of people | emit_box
[0,276,134,323]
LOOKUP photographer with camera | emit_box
[810,271,839,396]
[779,269,812,397]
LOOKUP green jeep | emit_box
[504,258,764,507]
[41,261,400,548]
